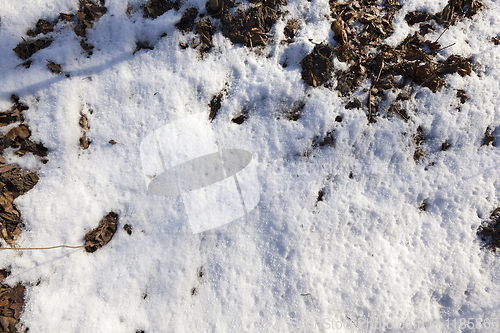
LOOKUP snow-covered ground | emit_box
[1,0,500,331]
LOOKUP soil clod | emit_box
[301,44,334,88]
[176,8,199,33]
[195,19,216,56]
[143,0,180,19]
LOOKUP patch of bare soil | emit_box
[176,0,284,56]
[142,0,181,19]
[13,0,108,64]
[299,0,482,123]
[218,0,281,48]
[194,19,216,57]
[0,96,48,247]
[176,8,199,33]
[301,44,334,87]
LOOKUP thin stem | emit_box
[436,42,456,53]
[0,244,86,251]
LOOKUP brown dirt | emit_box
[301,44,335,88]
[13,0,107,62]
[298,0,482,123]
[142,0,181,19]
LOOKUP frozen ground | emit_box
[1,0,500,332]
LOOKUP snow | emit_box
[0,0,500,331]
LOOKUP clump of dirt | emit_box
[0,269,25,333]
[142,0,181,19]
[478,208,500,251]
[84,212,118,253]
[313,131,335,148]
[176,8,199,33]
[194,19,216,56]
[216,0,281,48]
[345,98,362,110]
[301,44,334,88]
[0,96,48,246]
[406,0,483,27]
[286,101,305,121]
[133,41,154,55]
[300,0,481,123]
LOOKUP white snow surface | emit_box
[0,0,500,332]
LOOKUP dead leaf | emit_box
[284,19,299,40]
[46,61,62,74]
[79,114,89,131]
[231,114,247,125]
[123,224,132,235]
[80,132,90,150]
[482,128,495,146]
[457,89,468,104]
[13,38,53,60]
[84,212,119,253]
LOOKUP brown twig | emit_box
[434,26,449,43]
[301,293,317,308]
[436,42,456,53]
